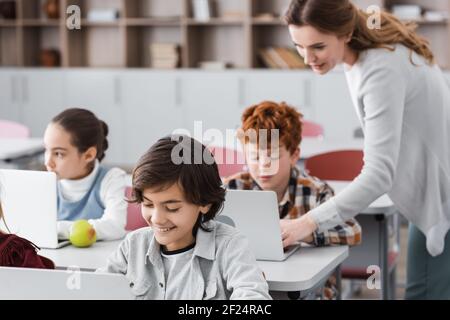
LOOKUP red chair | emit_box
[125,187,148,231]
[302,120,324,138]
[305,150,399,299]
[304,150,364,180]
[209,146,246,178]
[0,119,30,138]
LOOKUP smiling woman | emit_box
[285,0,434,74]
[283,0,450,300]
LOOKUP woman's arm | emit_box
[283,63,406,247]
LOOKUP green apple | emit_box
[69,220,97,248]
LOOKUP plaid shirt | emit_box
[224,167,362,300]
[224,167,362,247]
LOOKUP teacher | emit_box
[281,0,450,299]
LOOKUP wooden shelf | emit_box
[186,18,245,26]
[21,19,60,27]
[402,19,449,26]
[124,18,181,27]
[1,0,450,69]
[80,19,121,27]
[251,17,285,25]
[0,20,18,27]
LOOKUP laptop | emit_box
[0,169,70,249]
[0,267,133,300]
[217,189,300,261]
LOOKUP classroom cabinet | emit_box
[0,70,64,137]
[120,71,184,164]
[64,70,125,165]
[314,72,360,140]
[445,73,450,88]
[3,69,449,166]
[20,71,65,137]
[180,73,242,147]
[242,72,315,119]
[0,71,22,122]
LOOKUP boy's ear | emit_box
[200,204,212,214]
[83,146,98,163]
[290,147,300,166]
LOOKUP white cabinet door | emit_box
[445,71,450,88]
[313,72,360,140]
[120,71,183,165]
[243,71,315,119]
[20,71,65,137]
[64,70,124,165]
[0,70,21,122]
[180,73,241,147]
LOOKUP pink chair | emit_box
[208,146,246,178]
[302,120,324,138]
[125,187,148,231]
[0,119,30,138]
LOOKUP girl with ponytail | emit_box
[44,108,127,242]
[282,0,450,299]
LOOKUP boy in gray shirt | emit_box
[98,135,271,300]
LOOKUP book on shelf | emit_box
[151,59,179,69]
[87,9,120,22]
[199,61,228,70]
[254,13,278,21]
[192,0,215,21]
[259,47,306,69]
[423,11,448,22]
[391,5,422,20]
[149,43,180,69]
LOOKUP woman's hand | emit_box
[280,214,318,247]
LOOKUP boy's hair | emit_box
[130,135,226,236]
[239,101,303,154]
[51,108,109,163]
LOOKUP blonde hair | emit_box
[285,0,435,65]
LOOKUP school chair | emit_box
[304,150,400,300]
[304,150,364,181]
[124,187,147,231]
[0,119,30,138]
[302,120,324,138]
[209,146,246,178]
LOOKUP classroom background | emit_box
[2,0,450,300]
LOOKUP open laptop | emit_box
[0,169,70,249]
[217,189,300,261]
[0,267,132,300]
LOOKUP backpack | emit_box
[0,233,55,269]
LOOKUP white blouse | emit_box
[309,45,450,256]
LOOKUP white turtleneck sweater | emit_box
[309,44,450,257]
[57,161,128,241]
